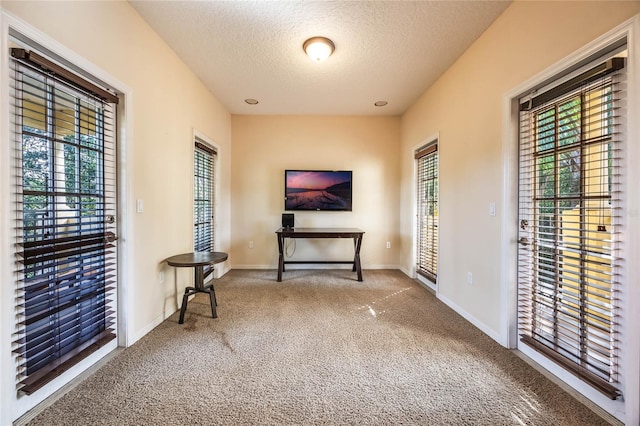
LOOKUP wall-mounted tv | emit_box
[284,170,352,211]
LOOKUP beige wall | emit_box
[231,115,400,269]
[400,0,639,353]
[1,1,232,341]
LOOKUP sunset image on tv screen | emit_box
[285,170,352,211]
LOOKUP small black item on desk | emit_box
[282,213,294,229]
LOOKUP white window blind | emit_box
[416,143,438,281]
[517,57,625,399]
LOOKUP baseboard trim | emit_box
[436,293,502,343]
[230,264,400,270]
[130,312,165,345]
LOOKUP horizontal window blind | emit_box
[11,49,118,394]
[517,58,624,399]
[194,141,215,253]
[416,143,438,281]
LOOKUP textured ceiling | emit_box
[129,1,511,116]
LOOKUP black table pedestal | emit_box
[166,252,228,324]
[178,266,217,324]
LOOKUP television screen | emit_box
[284,170,352,211]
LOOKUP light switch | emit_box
[136,199,144,213]
[489,202,496,217]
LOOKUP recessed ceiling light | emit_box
[245,98,259,105]
[374,101,388,107]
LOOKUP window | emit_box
[416,142,438,281]
[194,140,216,253]
[10,48,119,394]
[517,56,625,399]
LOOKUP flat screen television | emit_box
[284,170,352,211]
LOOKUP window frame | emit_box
[9,47,119,395]
[501,22,639,422]
[518,71,623,399]
[193,136,217,255]
[415,141,439,283]
[191,133,220,272]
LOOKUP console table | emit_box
[276,227,364,282]
[166,251,228,324]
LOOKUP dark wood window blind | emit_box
[194,141,216,253]
[10,48,118,394]
[517,57,624,399]
[416,143,438,282]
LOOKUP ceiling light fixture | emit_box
[244,98,259,105]
[303,37,335,62]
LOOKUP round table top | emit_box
[166,251,228,267]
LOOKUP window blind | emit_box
[517,58,624,399]
[416,143,438,281]
[10,49,118,394]
[194,141,216,253]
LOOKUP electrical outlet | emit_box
[467,272,473,285]
[386,241,391,249]
[248,240,254,249]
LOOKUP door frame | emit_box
[0,12,134,423]
[500,16,640,424]
[193,129,221,264]
[413,134,439,293]
[412,133,439,293]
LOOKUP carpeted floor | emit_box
[26,269,610,425]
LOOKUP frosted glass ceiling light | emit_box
[303,37,335,62]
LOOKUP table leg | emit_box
[354,235,363,282]
[352,239,357,272]
[179,288,190,324]
[277,234,284,281]
[194,266,204,291]
[208,287,217,318]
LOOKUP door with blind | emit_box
[416,142,438,282]
[10,48,119,394]
[194,140,216,253]
[517,56,624,399]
